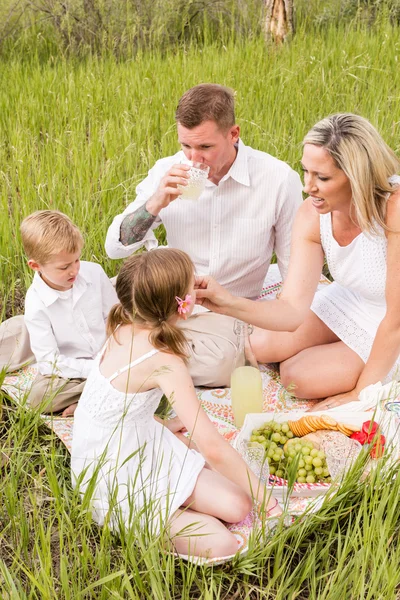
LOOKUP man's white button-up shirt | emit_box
[24,261,118,379]
[105,139,303,300]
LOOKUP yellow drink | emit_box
[231,366,263,428]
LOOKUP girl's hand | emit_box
[195,275,234,314]
[164,416,187,434]
[265,497,283,518]
[307,389,359,412]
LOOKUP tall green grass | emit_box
[1,21,400,316]
[2,398,400,598]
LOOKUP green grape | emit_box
[304,456,313,465]
[297,476,306,483]
[306,441,314,449]
[273,423,282,432]
[269,465,276,474]
[298,468,307,477]
[312,457,322,468]
[306,475,316,484]
[305,464,313,471]
[272,453,281,462]
[301,446,311,455]
[286,431,294,439]
[280,435,287,444]
[294,443,302,452]
[318,451,326,459]
[323,467,330,477]
[271,432,281,442]
[281,423,289,433]
[276,469,284,478]
[267,449,275,458]
[298,459,305,468]
[314,467,323,476]
[310,448,319,457]
[288,449,297,458]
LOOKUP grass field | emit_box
[2,8,400,598]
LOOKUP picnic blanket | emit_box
[0,266,330,564]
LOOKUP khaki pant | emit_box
[179,312,237,387]
[0,315,86,413]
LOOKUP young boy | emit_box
[0,210,118,416]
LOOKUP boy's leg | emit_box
[0,315,35,372]
[178,312,237,387]
[28,374,86,414]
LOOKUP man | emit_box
[105,84,303,386]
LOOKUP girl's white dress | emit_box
[71,346,205,533]
[311,211,400,383]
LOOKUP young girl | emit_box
[71,248,281,559]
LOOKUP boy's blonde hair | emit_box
[107,248,194,361]
[20,210,84,264]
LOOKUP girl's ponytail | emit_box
[149,320,189,362]
[106,303,133,338]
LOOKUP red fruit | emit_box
[362,420,379,437]
[351,430,368,444]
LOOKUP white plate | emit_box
[234,410,399,498]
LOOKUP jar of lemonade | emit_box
[230,320,263,428]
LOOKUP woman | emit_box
[196,113,400,410]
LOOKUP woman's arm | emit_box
[353,195,400,391]
[195,200,325,331]
[156,357,280,514]
[320,194,400,407]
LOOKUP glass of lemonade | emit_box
[177,161,209,201]
[231,365,263,428]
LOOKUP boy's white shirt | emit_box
[24,261,118,380]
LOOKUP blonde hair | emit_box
[20,210,84,263]
[303,113,400,234]
[175,84,235,131]
[107,249,194,361]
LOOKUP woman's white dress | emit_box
[311,211,400,383]
[71,347,205,533]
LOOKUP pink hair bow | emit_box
[176,294,192,315]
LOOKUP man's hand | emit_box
[195,275,235,314]
[146,164,190,216]
[307,389,360,412]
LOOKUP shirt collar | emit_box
[32,269,90,308]
[224,139,250,187]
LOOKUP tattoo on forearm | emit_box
[120,205,157,246]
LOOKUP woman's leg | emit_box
[280,341,365,399]
[251,310,339,363]
[167,508,239,558]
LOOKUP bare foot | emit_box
[61,403,78,418]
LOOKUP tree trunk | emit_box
[264,0,294,44]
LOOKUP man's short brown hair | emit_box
[175,84,235,131]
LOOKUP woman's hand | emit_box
[307,389,359,412]
[195,275,235,314]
